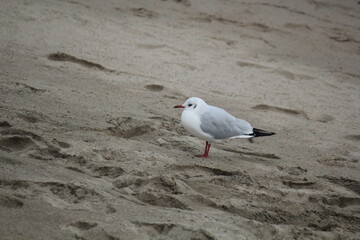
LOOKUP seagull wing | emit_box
[199,106,253,139]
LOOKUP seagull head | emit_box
[174,97,207,111]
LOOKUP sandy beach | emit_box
[1,0,359,239]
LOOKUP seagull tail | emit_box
[252,128,276,137]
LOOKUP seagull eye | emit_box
[188,104,193,107]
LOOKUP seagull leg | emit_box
[205,141,211,157]
[195,141,211,158]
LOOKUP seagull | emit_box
[174,97,275,158]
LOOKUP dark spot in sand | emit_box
[66,166,85,174]
[0,136,37,152]
[91,166,125,178]
[137,192,188,209]
[0,179,30,190]
[145,84,164,92]
[237,61,269,69]
[282,180,316,189]
[308,223,335,231]
[250,23,271,32]
[322,196,360,208]
[131,8,158,18]
[171,0,191,7]
[67,221,98,231]
[106,205,116,214]
[345,135,360,141]
[0,121,11,127]
[317,114,334,123]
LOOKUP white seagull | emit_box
[174,97,275,158]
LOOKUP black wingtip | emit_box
[253,128,276,137]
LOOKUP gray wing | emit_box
[200,106,253,139]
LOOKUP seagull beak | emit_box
[174,105,185,108]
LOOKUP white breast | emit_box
[181,110,214,141]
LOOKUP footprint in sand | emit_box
[17,113,38,123]
[237,61,269,69]
[278,166,307,176]
[237,62,316,81]
[212,36,236,46]
[0,195,24,208]
[0,135,38,152]
[113,175,189,210]
[284,23,312,31]
[0,128,71,160]
[169,164,239,178]
[315,114,334,123]
[0,121,12,127]
[106,117,157,139]
[0,179,31,190]
[113,164,251,212]
[14,82,46,93]
[317,156,351,167]
[90,166,125,178]
[322,196,360,208]
[265,68,317,81]
[39,182,104,204]
[48,52,116,73]
[321,175,360,195]
[15,111,50,124]
[51,139,71,149]
[133,222,214,240]
[62,221,122,240]
[252,104,309,119]
[282,179,316,189]
[65,221,98,231]
[345,135,360,142]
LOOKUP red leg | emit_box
[195,141,211,158]
[205,142,211,157]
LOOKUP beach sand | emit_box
[0,0,359,239]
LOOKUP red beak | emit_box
[174,105,185,108]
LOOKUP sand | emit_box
[0,0,359,239]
